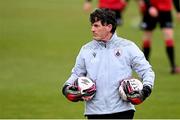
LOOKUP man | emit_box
[140,0,180,74]
[83,0,128,25]
[62,8,155,119]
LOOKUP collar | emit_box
[94,33,118,48]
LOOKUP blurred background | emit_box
[0,0,180,119]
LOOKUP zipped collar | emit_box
[94,33,118,48]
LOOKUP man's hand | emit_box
[62,84,83,102]
[81,84,96,101]
[126,90,145,105]
[149,6,158,17]
[123,82,152,105]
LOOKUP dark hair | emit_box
[90,8,117,33]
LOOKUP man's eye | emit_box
[94,25,99,27]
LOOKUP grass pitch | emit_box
[0,0,180,119]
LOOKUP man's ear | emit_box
[106,24,113,32]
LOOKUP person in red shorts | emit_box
[83,0,128,26]
[139,0,180,74]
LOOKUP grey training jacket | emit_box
[64,33,155,115]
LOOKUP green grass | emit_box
[0,0,180,118]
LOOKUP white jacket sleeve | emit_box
[129,43,155,87]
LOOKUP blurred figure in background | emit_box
[83,0,128,26]
[139,0,180,74]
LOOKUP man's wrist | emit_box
[142,85,152,100]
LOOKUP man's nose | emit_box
[91,26,95,32]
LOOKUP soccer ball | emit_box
[76,77,96,101]
[119,78,143,101]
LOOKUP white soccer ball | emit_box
[119,78,143,101]
[76,77,96,101]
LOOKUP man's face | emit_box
[91,21,112,41]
